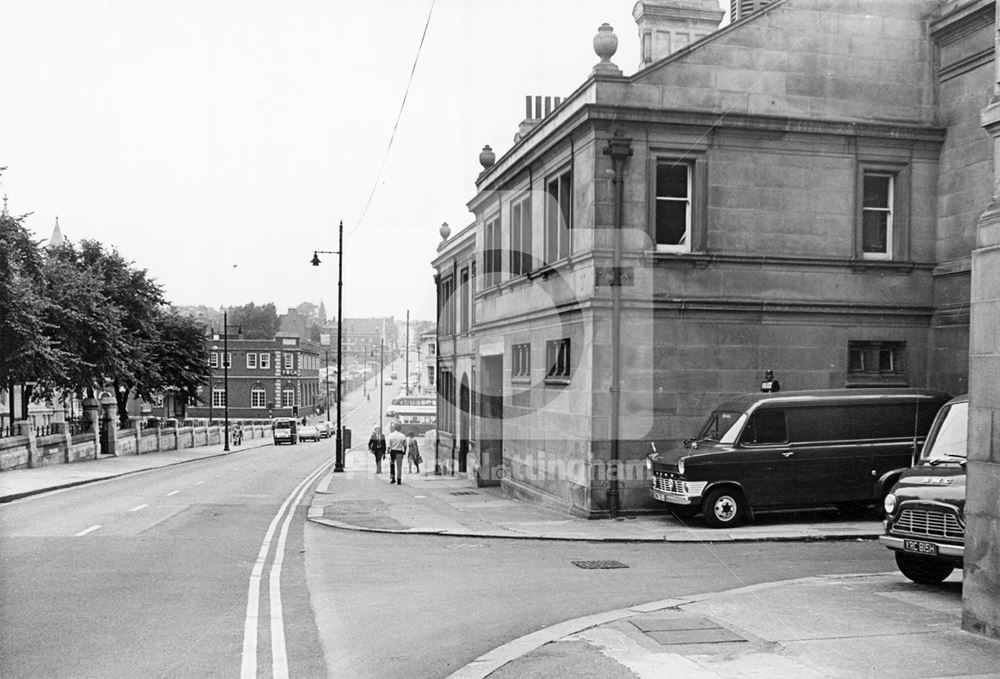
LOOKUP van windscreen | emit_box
[697,410,744,442]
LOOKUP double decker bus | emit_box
[386,395,436,436]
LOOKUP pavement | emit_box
[3,427,998,678]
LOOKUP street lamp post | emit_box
[311,219,344,473]
[223,308,230,452]
[379,337,384,432]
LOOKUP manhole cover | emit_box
[572,560,629,569]
[450,491,479,496]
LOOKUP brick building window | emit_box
[210,353,219,369]
[212,387,226,407]
[247,353,257,369]
[282,388,295,408]
[847,341,907,387]
[284,353,294,371]
[260,353,271,369]
[251,386,267,408]
[510,195,532,276]
[512,343,531,379]
[223,353,231,368]
[545,338,571,382]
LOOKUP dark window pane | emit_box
[656,201,687,245]
[878,348,894,372]
[657,163,687,198]
[743,409,787,444]
[863,174,890,208]
[848,347,865,372]
[862,211,887,252]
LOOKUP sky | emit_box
[1,0,728,322]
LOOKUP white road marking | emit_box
[166,490,180,496]
[241,460,332,679]
[75,525,102,536]
[194,481,204,485]
[128,504,148,512]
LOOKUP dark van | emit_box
[646,388,950,528]
[879,394,967,584]
[272,417,298,445]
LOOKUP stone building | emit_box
[434,0,990,509]
[433,0,998,636]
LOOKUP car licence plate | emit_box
[903,539,938,556]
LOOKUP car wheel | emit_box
[702,487,745,528]
[895,552,955,585]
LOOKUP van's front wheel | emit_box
[702,488,745,528]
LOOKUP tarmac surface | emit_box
[3,432,998,678]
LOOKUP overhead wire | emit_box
[350,0,435,234]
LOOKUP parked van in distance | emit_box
[272,418,298,445]
[879,394,968,584]
[646,388,951,528]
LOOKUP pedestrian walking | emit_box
[233,422,243,446]
[368,426,386,474]
[386,423,406,484]
[406,432,422,474]
[760,369,781,393]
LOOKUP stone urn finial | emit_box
[592,23,623,77]
[439,221,451,241]
[479,145,496,171]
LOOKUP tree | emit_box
[228,302,279,339]
[144,309,211,409]
[0,205,70,421]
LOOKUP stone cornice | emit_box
[931,0,995,46]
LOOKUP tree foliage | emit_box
[228,302,280,339]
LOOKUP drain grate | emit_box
[572,560,629,569]
[450,491,479,496]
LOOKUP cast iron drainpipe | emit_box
[604,134,632,519]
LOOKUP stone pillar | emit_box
[99,393,118,456]
[963,4,1000,641]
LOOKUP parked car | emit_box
[879,394,967,584]
[272,418,298,445]
[646,388,951,528]
[298,425,321,442]
[315,421,332,438]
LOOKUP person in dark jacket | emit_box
[368,426,386,474]
[760,369,781,393]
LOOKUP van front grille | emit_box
[653,474,684,493]
[893,508,964,540]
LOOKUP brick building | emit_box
[186,333,321,421]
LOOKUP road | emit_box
[1,364,897,678]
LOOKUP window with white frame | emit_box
[545,338,571,381]
[260,352,271,369]
[247,353,257,369]
[251,385,267,408]
[510,195,532,276]
[545,170,572,263]
[512,343,531,378]
[655,160,692,251]
[284,353,294,371]
[483,214,502,287]
[210,352,219,369]
[212,387,226,407]
[460,268,470,333]
[861,172,894,259]
[223,353,231,368]
[282,388,295,408]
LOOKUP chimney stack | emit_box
[632,0,724,69]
